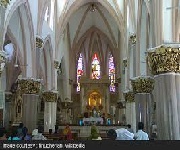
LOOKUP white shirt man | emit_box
[115,128,134,140]
[134,129,149,140]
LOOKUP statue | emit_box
[92,107,97,117]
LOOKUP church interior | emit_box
[0,0,180,140]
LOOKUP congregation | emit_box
[0,122,149,141]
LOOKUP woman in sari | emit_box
[63,125,73,140]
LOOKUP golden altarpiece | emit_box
[78,75,111,118]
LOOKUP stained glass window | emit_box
[91,53,100,79]
[109,53,115,92]
[77,53,83,92]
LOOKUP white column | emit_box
[4,92,12,129]
[106,87,110,114]
[124,90,136,131]
[153,73,180,140]
[129,37,136,80]
[0,6,5,50]
[80,86,84,114]
[139,1,147,76]
[22,94,38,132]
[44,102,57,132]
[126,102,136,132]
[147,44,180,139]
[54,60,59,90]
[119,107,126,125]
[134,93,153,135]
[131,76,154,135]
[162,0,172,43]
[42,91,58,133]
[0,51,7,127]
[35,36,44,78]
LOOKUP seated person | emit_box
[22,127,31,140]
[17,123,24,139]
[134,122,149,140]
[8,129,21,140]
[89,125,102,140]
[126,124,134,133]
[107,128,134,140]
[115,128,134,140]
[54,125,59,134]
[107,129,117,140]
[63,124,73,140]
[0,128,7,140]
[32,126,47,140]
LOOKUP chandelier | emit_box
[90,3,96,12]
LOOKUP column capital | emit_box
[129,34,136,44]
[147,44,180,75]
[42,90,58,102]
[123,90,135,102]
[130,76,154,93]
[0,0,11,8]
[54,60,60,69]
[123,59,127,68]
[17,78,42,94]
[36,36,44,48]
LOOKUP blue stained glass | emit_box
[109,53,116,92]
[77,53,83,92]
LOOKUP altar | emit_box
[83,117,103,125]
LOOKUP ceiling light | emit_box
[90,4,96,12]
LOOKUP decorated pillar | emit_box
[131,76,154,135]
[147,44,180,140]
[123,90,136,133]
[42,91,58,132]
[16,78,41,132]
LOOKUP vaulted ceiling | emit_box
[68,2,119,49]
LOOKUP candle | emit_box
[89,98,90,105]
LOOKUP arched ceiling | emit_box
[56,0,124,49]
[68,2,119,48]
